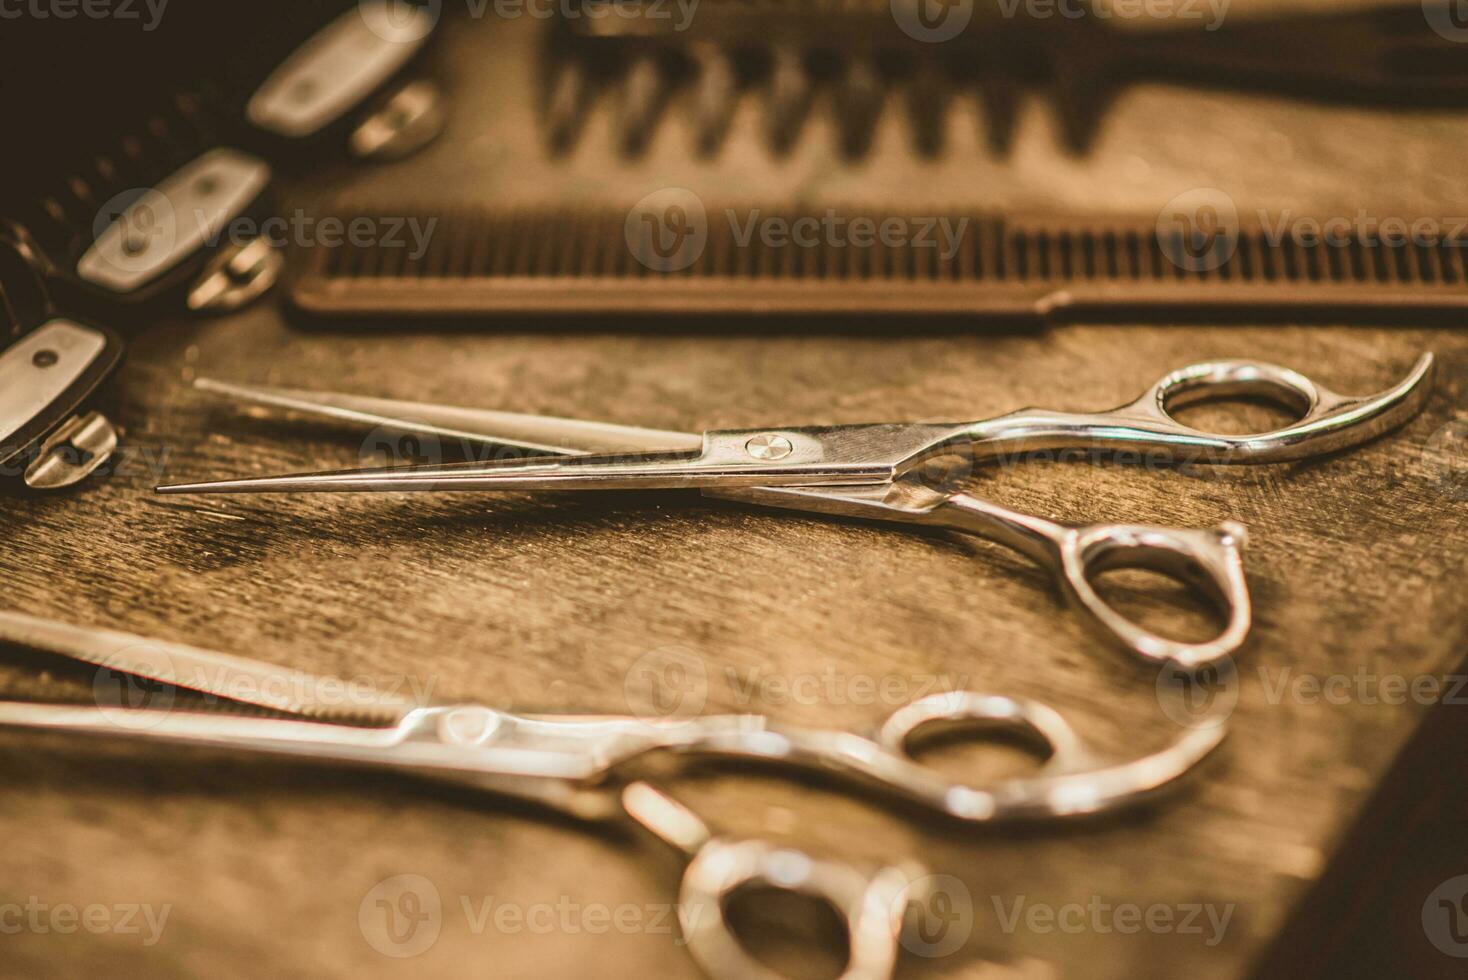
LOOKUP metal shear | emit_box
[158,354,1435,672]
[0,611,1223,980]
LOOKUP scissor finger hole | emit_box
[898,714,1055,782]
[723,886,851,980]
[683,842,889,980]
[1164,393,1304,437]
[1086,566,1228,645]
[1155,365,1317,436]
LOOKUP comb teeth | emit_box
[310,209,1468,286]
[290,206,1468,320]
[542,2,1468,160]
[545,41,1025,160]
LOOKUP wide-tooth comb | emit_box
[542,1,1468,159]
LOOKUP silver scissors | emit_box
[157,354,1435,671]
[0,611,1222,979]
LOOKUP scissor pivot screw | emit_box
[745,434,793,460]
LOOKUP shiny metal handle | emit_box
[971,353,1435,465]
[869,691,1224,820]
[679,841,913,980]
[930,495,1249,671]
[876,691,1092,775]
[624,783,918,980]
[1127,354,1435,461]
[1055,521,1250,672]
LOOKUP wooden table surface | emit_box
[2,8,1466,980]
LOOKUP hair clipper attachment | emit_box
[0,230,124,491]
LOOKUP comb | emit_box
[542,0,1468,158]
[287,206,1468,323]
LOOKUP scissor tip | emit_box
[155,480,258,495]
[154,471,398,494]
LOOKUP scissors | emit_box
[0,611,1222,979]
[157,354,1435,672]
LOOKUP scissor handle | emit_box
[677,839,915,980]
[877,691,1092,776]
[1113,354,1435,464]
[927,494,1249,671]
[1056,520,1251,673]
[623,782,918,980]
[871,691,1223,820]
[972,353,1434,466]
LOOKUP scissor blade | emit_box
[195,378,703,456]
[156,449,709,494]
[0,611,414,722]
[704,471,960,529]
[0,699,622,820]
[157,424,960,495]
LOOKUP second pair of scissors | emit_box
[160,353,1436,672]
[0,609,1226,980]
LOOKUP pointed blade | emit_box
[155,424,960,496]
[0,611,413,722]
[194,378,702,456]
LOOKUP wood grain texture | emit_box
[1,8,1466,980]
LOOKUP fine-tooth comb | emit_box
[541,0,1468,158]
[287,206,1468,322]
